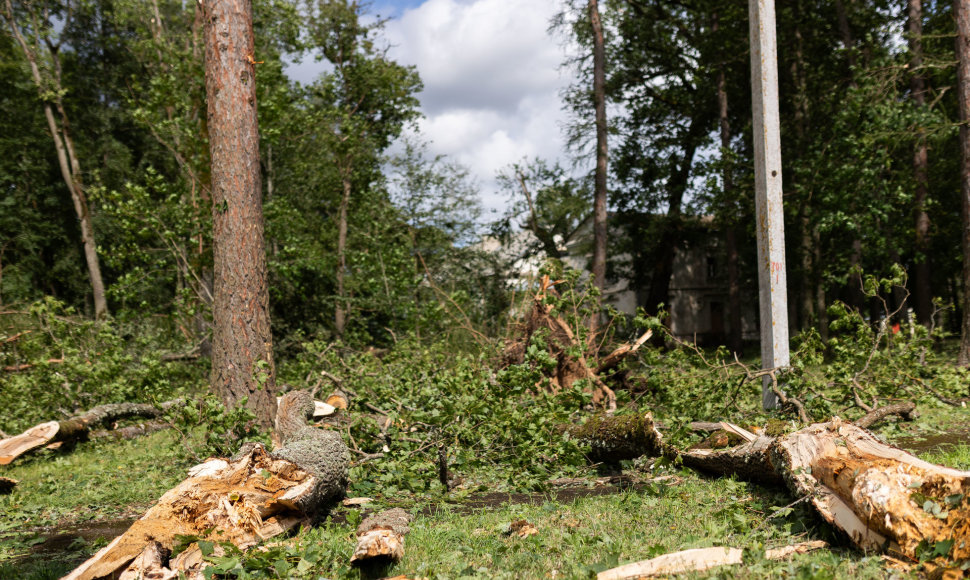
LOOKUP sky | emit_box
[285,0,578,219]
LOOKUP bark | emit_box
[853,401,917,429]
[714,32,743,354]
[204,0,276,429]
[956,0,970,366]
[1,0,108,319]
[588,0,609,312]
[64,391,349,580]
[0,401,180,464]
[908,0,933,326]
[642,117,706,317]
[335,172,351,340]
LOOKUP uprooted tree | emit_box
[501,275,651,410]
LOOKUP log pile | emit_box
[63,390,349,580]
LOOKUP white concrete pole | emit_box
[749,0,789,409]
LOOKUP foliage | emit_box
[164,395,270,461]
[0,298,203,433]
[279,338,593,496]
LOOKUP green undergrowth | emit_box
[0,298,204,433]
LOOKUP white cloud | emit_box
[284,0,581,219]
[383,0,579,216]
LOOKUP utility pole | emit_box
[749,0,789,409]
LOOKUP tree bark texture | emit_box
[715,40,743,354]
[335,172,351,340]
[956,0,970,366]
[642,117,705,318]
[908,0,933,326]
[64,391,349,580]
[588,0,609,309]
[203,0,276,430]
[1,0,108,319]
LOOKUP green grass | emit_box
[0,429,193,571]
[0,397,965,578]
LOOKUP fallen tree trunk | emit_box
[64,391,349,580]
[574,413,970,563]
[0,401,182,465]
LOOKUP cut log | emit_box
[276,395,336,418]
[572,413,970,564]
[351,508,412,564]
[0,401,181,465]
[566,413,666,463]
[597,547,743,579]
[63,391,349,580]
[598,541,828,579]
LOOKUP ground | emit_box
[0,405,967,579]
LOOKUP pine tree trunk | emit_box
[588,0,608,326]
[956,0,970,366]
[908,0,933,326]
[204,0,276,430]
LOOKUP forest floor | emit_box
[0,406,967,580]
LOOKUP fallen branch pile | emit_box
[501,276,650,410]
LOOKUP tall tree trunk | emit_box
[643,119,705,319]
[2,0,109,319]
[588,0,608,329]
[791,4,814,332]
[834,0,866,316]
[204,0,276,430]
[335,172,351,340]
[956,0,970,366]
[908,0,933,326]
[714,21,743,354]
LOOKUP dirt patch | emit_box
[895,428,970,453]
[31,518,135,555]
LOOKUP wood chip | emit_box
[765,540,828,560]
[508,520,539,538]
[342,497,375,507]
[597,547,744,579]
